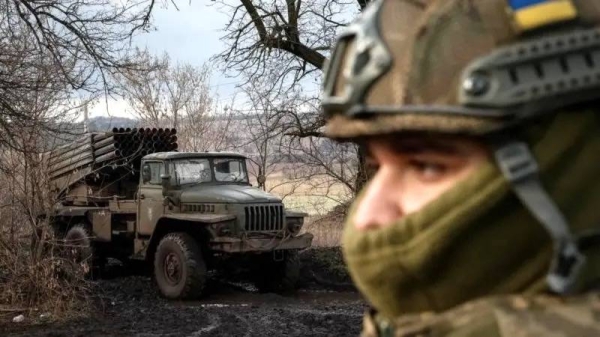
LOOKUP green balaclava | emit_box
[342,110,600,320]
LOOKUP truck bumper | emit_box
[209,233,313,253]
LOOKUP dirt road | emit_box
[2,249,367,337]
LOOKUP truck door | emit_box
[137,161,166,236]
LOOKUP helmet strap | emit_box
[492,139,586,294]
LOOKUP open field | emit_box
[303,208,346,248]
[256,166,352,217]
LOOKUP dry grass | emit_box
[0,222,90,321]
[262,168,352,216]
[302,204,348,247]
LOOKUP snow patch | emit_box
[200,303,250,308]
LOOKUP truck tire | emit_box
[154,232,207,299]
[254,250,300,293]
[64,225,104,278]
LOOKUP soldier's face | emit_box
[352,135,489,230]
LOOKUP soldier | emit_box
[321,0,600,335]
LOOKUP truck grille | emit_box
[244,204,284,232]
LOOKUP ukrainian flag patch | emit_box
[509,0,578,31]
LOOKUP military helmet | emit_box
[322,0,600,294]
[323,0,600,138]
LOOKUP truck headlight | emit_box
[286,217,304,235]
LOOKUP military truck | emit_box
[46,128,312,299]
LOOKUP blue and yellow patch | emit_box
[508,0,578,31]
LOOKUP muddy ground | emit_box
[1,249,367,337]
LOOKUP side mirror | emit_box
[160,174,171,196]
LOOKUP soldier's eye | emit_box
[409,160,447,181]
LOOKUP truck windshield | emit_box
[213,158,249,183]
[172,158,212,185]
[171,157,249,185]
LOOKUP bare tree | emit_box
[0,0,168,152]
[0,66,90,316]
[273,91,357,212]
[121,52,206,128]
[214,0,363,89]
[121,51,237,151]
[182,97,239,152]
[232,79,287,190]
[4,0,160,91]
[214,0,372,194]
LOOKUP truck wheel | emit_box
[64,225,103,278]
[254,250,300,293]
[154,232,207,299]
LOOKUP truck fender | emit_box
[140,213,237,261]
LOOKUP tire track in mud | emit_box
[172,285,364,337]
[187,313,221,337]
[3,276,366,337]
[4,248,365,337]
[190,280,365,337]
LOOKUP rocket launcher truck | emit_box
[46,128,312,298]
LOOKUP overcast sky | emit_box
[90,1,237,119]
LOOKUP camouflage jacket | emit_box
[361,294,600,337]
